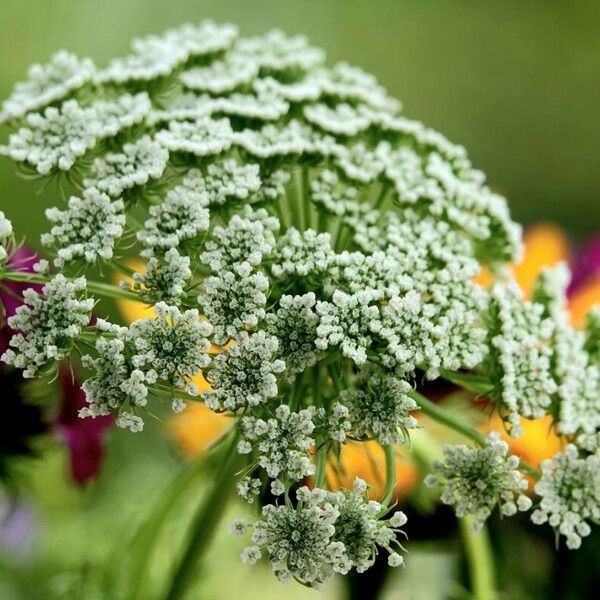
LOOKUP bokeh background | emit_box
[0,1,599,599]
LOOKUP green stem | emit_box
[409,389,486,447]
[382,445,396,506]
[152,383,201,403]
[315,443,328,488]
[439,369,494,395]
[373,182,389,209]
[164,428,241,600]
[459,516,497,600]
[1,270,142,302]
[409,389,540,479]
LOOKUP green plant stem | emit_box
[409,389,486,446]
[439,369,494,395]
[1,270,142,302]
[408,389,540,479]
[315,443,328,488]
[459,516,497,600]
[164,428,241,600]
[382,445,396,506]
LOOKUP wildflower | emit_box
[238,405,316,484]
[91,93,150,138]
[235,29,325,73]
[199,266,269,344]
[3,19,600,587]
[315,289,383,365]
[340,367,418,445]
[125,248,192,305]
[270,228,335,279]
[0,212,13,265]
[182,160,261,207]
[304,102,372,137]
[155,117,233,157]
[0,51,95,124]
[425,432,532,531]
[265,293,320,381]
[532,444,600,549]
[80,321,160,432]
[243,481,407,586]
[85,136,169,198]
[200,206,278,273]
[137,186,210,257]
[203,331,285,411]
[181,54,259,94]
[1,275,93,378]
[484,282,557,435]
[126,302,212,388]
[1,100,99,175]
[532,264,600,435]
[42,188,125,267]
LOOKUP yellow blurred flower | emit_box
[475,223,570,297]
[325,440,419,501]
[569,277,600,329]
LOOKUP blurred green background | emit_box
[0,1,599,599]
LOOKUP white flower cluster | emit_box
[137,186,210,257]
[265,292,320,381]
[92,93,151,137]
[81,333,150,432]
[95,21,238,84]
[238,405,316,490]
[125,248,192,305]
[240,481,406,587]
[532,264,600,436]
[0,51,95,124]
[199,266,269,345]
[201,206,278,273]
[315,289,382,365]
[85,136,169,197]
[155,117,233,157]
[0,211,13,264]
[202,332,285,411]
[425,433,532,531]
[270,228,335,279]
[2,101,99,174]
[184,160,261,207]
[340,367,418,445]
[81,305,211,429]
[1,275,93,378]
[42,188,125,267]
[181,54,259,94]
[4,19,600,585]
[485,282,557,436]
[126,302,211,389]
[532,445,600,549]
[1,94,151,175]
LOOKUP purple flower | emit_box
[0,247,43,357]
[568,236,600,296]
[56,365,114,486]
[1,247,113,485]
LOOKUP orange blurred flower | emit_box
[326,441,419,502]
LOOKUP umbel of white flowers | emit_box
[1,20,600,587]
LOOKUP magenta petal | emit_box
[569,236,600,295]
[56,366,114,485]
[2,248,43,319]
